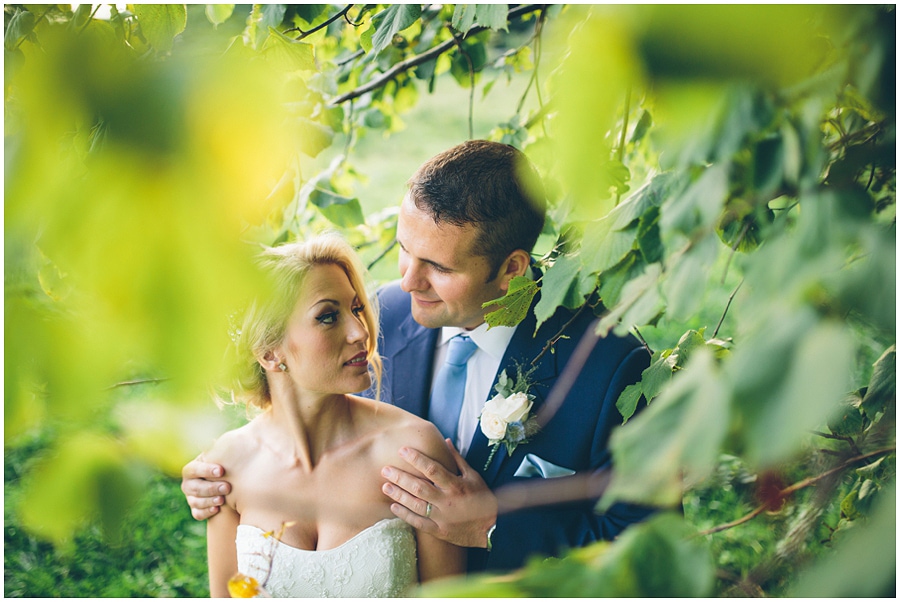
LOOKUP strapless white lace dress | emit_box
[235,518,417,597]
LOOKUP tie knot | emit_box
[446,335,478,366]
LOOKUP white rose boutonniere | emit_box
[479,364,541,469]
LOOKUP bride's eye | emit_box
[352,304,365,317]
[316,311,338,325]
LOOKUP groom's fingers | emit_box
[397,446,455,488]
[381,467,434,514]
[187,497,223,521]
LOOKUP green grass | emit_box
[5,440,209,598]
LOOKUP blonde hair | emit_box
[225,233,382,410]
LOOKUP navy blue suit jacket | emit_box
[369,281,652,572]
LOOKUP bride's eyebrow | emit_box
[312,298,340,307]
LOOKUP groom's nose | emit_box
[400,258,427,293]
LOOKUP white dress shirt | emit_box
[431,321,518,456]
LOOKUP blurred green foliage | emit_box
[4,3,895,598]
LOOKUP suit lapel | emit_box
[386,312,438,417]
[466,293,560,485]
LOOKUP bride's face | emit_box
[276,263,371,396]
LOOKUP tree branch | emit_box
[106,377,169,389]
[328,4,545,107]
[286,4,354,40]
[697,446,895,536]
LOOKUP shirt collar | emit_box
[438,320,516,361]
[437,268,533,358]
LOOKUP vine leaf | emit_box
[483,276,539,329]
[370,5,422,55]
[309,188,365,227]
[476,5,510,32]
[861,345,896,419]
[602,349,729,509]
[533,253,593,332]
[133,4,186,53]
[452,5,477,33]
[262,28,316,71]
[205,5,235,28]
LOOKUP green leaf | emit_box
[262,28,316,71]
[636,205,663,264]
[731,313,856,466]
[861,345,895,419]
[310,188,365,227]
[581,173,672,274]
[663,235,719,322]
[4,8,36,51]
[827,392,865,437]
[617,382,643,423]
[451,5,477,33]
[597,263,664,337]
[793,485,896,597]
[18,432,142,545]
[133,4,187,53]
[475,4,509,31]
[533,253,590,331]
[370,4,421,55]
[630,109,653,144]
[294,117,334,158]
[483,276,540,329]
[205,4,234,27]
[661,162,729,236]
[603,349,729,508]
[598,251,644,309]
[641,351,676,400]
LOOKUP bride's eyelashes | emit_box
[316,304,365,325]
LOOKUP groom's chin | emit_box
[409,303,446,329]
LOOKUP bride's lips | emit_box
[344,351,368,368]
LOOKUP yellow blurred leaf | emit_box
[18,432,141,545]
[228,573,264,598]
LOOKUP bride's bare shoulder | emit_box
[352,398,454,472]
[203,418,262,470]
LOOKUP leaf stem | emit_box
[713,279,743,338]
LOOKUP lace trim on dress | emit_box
[235,517,418,598]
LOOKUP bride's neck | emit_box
[266,389,354,471]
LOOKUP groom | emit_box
[182,140,653,572]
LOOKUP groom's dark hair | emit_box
[406,139,547,279]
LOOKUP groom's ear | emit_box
[498,249,531,292]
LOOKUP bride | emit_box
[205,234,464,597]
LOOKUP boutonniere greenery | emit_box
[479,363,541,470]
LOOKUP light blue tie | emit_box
[429,335,479,442]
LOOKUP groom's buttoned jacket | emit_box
[370,281,652,572]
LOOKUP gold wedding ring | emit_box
[425,502,433,518]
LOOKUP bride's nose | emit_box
[346,312,368,344]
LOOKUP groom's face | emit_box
[396,194,506,330]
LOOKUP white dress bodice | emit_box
[235,518,417,598]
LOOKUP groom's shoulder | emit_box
[535,301,647,361]
[375,281,412,326]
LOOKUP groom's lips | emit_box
[412,295,441,307]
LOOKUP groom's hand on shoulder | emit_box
[181,456,231,521]
[382,439,498,549]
